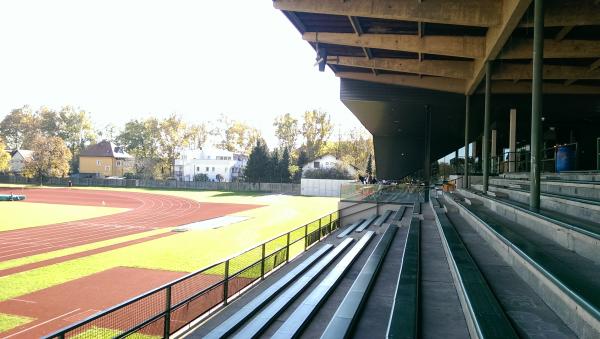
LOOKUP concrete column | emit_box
[530,0,544,210]
[483,61,492,193]
[464,95,470,188]
[509,109,517,172]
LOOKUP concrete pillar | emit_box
[530,0,544,210]
[483,61,492,193]
[509,109,517,172]
[464,95,470,188]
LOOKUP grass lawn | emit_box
[0,313,34,333]
[0,190,339,303]
[0,202,127,232]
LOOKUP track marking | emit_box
[10,298,36,304]
[3,308,81,338]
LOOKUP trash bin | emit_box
[556,146,576,172]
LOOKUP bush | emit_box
[194,173,209,182]
[303,166,353,180]
[123,172,139,179]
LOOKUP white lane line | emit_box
[3,308,81,339]
[10,298,37,304]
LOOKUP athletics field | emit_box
[0,185,338,338]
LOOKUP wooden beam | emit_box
[274,0,501,27]
[335,71,466,93]
[493,63,600,80]
[303,32,485,59]
[520,0,600,27]
[489,81,600,94]
[500,39,600,59]
[590,59,600,71]
[327,56,473,79]
[466,0,532,95]
[554,26,574,42]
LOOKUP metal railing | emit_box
[44,210,342,339]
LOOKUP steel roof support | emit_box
[530,0,544,210]
[464,95,470,188]
[482,61,492,193]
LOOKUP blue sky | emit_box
[0,0,367,147]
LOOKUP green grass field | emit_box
[0,313,33,333]
[0,187,339,304]
[0,202,127,232]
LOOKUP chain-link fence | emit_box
[0,175,301,195]
[43,209,342,339]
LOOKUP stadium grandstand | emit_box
[44,1,600,338]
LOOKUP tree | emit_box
[279,148,292,183]
[194,173,209,182]
[245,140,270,183]
[0,106,38,149]
[159,114,192,177]
[0,139,10,173]
[269,148,280,182]
[273,113,299,152]
[219,118,262,155]
[117,118,162,179]
[301,109,333,160]
[22,136,72,185]
[56,106,96,173]
[366,154,373,176]
[293,150,309,183]
[97,123,119,141]
[187,123,209,149]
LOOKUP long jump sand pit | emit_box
[0,188,263,261]
[0,267,188,338]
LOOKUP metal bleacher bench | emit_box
[203,244,336,338]
[322,225,398,339]
[271,231,376,338]
[231,238,356,338]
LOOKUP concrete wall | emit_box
[301,178,354,197]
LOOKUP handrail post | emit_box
[164,286,172,338]
[318,219,322,240]
[304,224,308,250]
[260,243,266,280]
[286,232,290,262]
[223,260,229,306]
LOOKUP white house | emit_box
[301,154,358,177]
[9,150,34,174]
[174,147,248,182]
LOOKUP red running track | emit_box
[0,187,262,261]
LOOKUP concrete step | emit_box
[444,192,600,338]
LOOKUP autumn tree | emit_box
[22,136,72,185]
[0,139,10,173]
[366,154,373,176]
[159,114,192,177]
[187,123,209,149]
[0,106,39,149]
[273,113,299,152]
[301,109,333,160]
[218,117,262,155]
[116,118,162,178]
